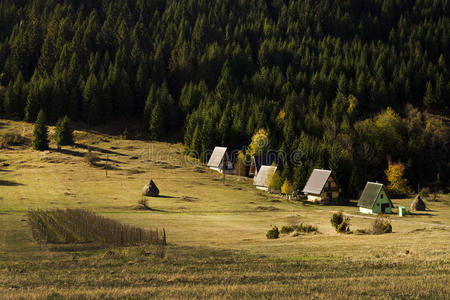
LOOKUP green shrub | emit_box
[331,211,350,233]
[266,226,279,239]
[280,225,295,234]
[298,223,318,233]
[280,223,318,234]
[372,216,392,234]
[330,211,344,229]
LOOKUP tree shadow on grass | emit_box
[60,148,122,166]
[147,207,168,212]
[59,148,86,158]
[407,212,436,216]
[143,195,176,199]
[156,195,176,199]
[75,143,126,156]
[0,179,23,186]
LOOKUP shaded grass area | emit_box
[0,179,23,186]
[0,245,448,299]
[28,209,166,247]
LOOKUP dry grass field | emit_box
[0,119,449,299]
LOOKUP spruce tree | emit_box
[149,102,163,140]
[32,110,49,151]
[55,115,74,146]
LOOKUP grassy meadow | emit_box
[0,119,449,299]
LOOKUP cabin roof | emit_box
[207,147,228,168]
[302,169,332,195]
[254,165,277,187]
[357,182,391,209]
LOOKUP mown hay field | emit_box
[0,119,449,299]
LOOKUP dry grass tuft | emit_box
[0,133,27,148]
[84,152,100,166]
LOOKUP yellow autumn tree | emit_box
[281,179,293,195]
[268,170,282,192]
[248,128,269,157]
[385,162,411,194]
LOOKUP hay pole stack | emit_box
[142,179,160,197]
[410,195,426,211]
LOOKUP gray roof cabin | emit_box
[207,146,233,173]
[302,169,343,204]
[254,165,277,191]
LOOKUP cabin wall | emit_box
[307,194,322,202]
[372,190,392,214]
[321,176,341,203]
[360,207,374,214]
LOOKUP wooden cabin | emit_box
[302,169,343,204]
[358,182,393,214]
[249,154,282,183]
[253,165,277,191]
[207,147,233,173]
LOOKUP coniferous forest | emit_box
[0,0,449,197]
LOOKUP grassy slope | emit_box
[0,119,449,299]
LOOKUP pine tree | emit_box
[55,115,74,146]
[24,83,41,122]
[190,124,202,155]
[32,109,49,151]
[149,102,163,140]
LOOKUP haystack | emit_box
[142,179,159,197]
[410,195,426,211]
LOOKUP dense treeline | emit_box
[0,0,448,196]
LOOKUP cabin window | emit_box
[380,194,383,199]
[377,203,380,206]
[328,182,331,188]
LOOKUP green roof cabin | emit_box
[357,182,394,214]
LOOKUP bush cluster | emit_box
[280,223,318,234]
[266,226,279,239]
[331,211,351,233]
[371,216,392,234]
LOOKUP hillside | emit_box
[0,0,449,196]
[0,120,449,298]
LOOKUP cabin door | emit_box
[381,203,389,213]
